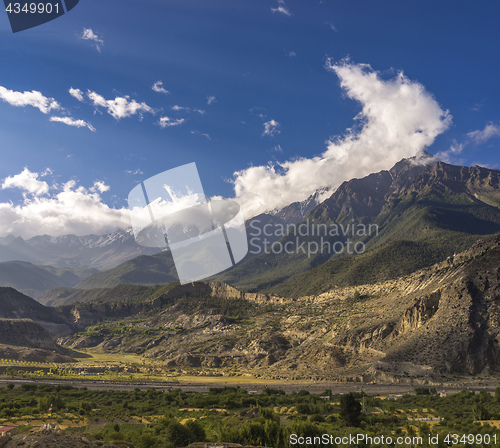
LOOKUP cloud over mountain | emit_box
[231,60,452,218]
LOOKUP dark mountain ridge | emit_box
[217,157,500,293]
[0,287,75,362]
[0,287,72,336]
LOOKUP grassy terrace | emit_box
[0,351,278,384]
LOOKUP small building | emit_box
[0,426,17,436]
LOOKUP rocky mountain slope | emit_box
[55,234,500,378]
[0,319,73,363]
[0,288,75,362]
[0,287,72,336]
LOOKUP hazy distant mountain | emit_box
[38,284,153,307]
[0,260,97,299]
[65,194,330,290]
[0,227,159,271]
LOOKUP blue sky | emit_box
[0,0,499,237]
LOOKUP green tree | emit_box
[185,420,205,443]
[339,392,362,426]
[166,421,190,447]
[473,402,490,421]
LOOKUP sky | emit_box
[0,0,499,238]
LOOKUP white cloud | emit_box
[207,95,216,105]
[434,140,464,164]
[271,0,291,16]
[172,105,205,115]
[69,87,84,102]
[190,130,211,140]
[80,28,104,52]
[0,170,130,238]
[50,116,96,132]
[90,180,110,193]
[232,59,452,218]
[87,90,153,120]
[271,6,291,16]
[263,119,281,137]
[159,116,185,127]
[472,161,498,170]
[125,169,144,175]
[152,81,169,94]
[288,51,297,58]
[0,86,60,114]
[436,122,500,164]
[467,122,500,144]
[249,106,267,119]
[2,168,49,196]
[471,101,483,112]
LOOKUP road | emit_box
[0,377,498,395]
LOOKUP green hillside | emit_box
[38,284,157,306]
[75,251,177,289]
[264,196,500,297]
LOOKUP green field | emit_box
[1,384,500,448]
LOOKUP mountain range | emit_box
[0,227,158,271]
[217,156,500,294]
[38,155,500,297]
[2,152,500,379]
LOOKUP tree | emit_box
[166,421,190,447]
[473,401,490,421]
[185,420,205,443]
[339,392,362,426]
